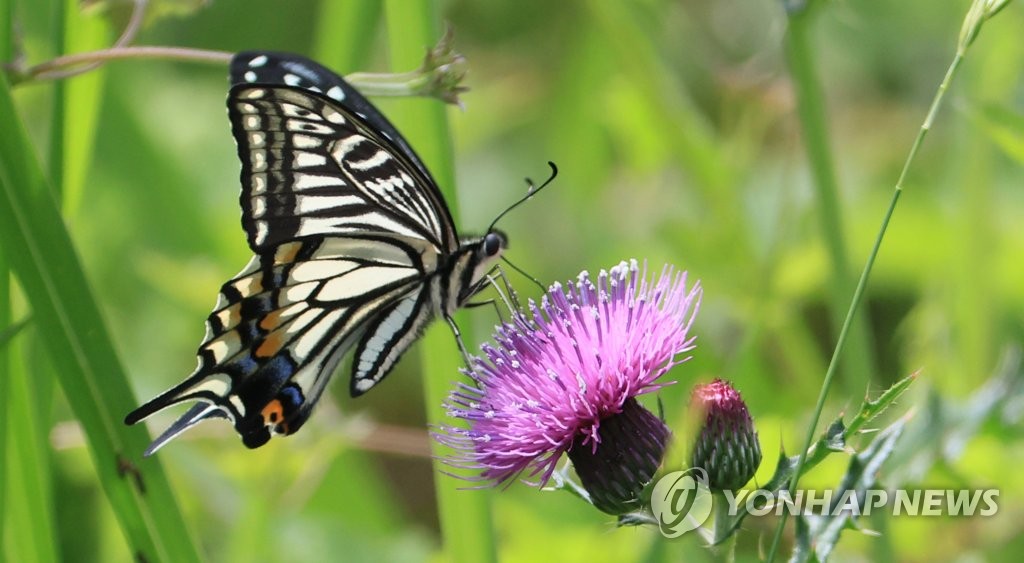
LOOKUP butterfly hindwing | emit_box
[125,235,431,452]
[351,287,435,396]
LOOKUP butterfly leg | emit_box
[492,265,522,312]
[444,314,476,368]
[464,297,504,324]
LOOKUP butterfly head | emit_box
[476,229,507,271]
[456,229,507,302]
[483,229,507,258]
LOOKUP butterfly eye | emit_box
[484,231,506,256]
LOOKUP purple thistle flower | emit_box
[435,260,702,511]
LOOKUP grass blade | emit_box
[5,339,61,562]
[1,0,14,552]
[51,0,110,214]
[0,74,201,563]
[312,0,380,72]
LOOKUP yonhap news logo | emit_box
[650,468,999,538]
[650,468,714,537]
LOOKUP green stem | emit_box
[0,0,12,553]
[312,0,380,72]
[0,252,7,559]
[784,7,876,397]
[13,44,443,99]
[711,490,737,548]
[383,3,497,562]
[765,22,971,563]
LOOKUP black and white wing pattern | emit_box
[229,52,458,254]
[125,51,506,454]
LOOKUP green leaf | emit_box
[972,102,1024,165]
[84,0,211,27]
[0,316,29,349]
[886,349,1023,486]
[52,0,110,215]
[0,74,201,562]
[5,335,61,562]
[0,255,7,558]
[312,0,380,73]
[0,0,14,554]
[790,415,908,562]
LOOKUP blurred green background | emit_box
[3,0,1023,561]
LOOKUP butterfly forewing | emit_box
[230,86,454,253]
[229,51,434,184]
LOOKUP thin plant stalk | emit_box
[15,45,451,101]
[384,2,497,562]
[50,0,112,214]
[312,0,380,73]
[784,4,877,398]
[0,250,7,560]
[765,1,1003,559]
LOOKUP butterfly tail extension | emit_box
[124,367,247,453]
[125,370,291,453]
[141,402,227,457]
[124,369,226,426]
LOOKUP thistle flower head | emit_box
[689,378,762,491]
[435,260,702,511]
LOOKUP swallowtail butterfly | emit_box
[125,51,507,454]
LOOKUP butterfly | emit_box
[124,51,508,455]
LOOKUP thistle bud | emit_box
[689,379,761,491]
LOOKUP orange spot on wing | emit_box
[256,332,284,358]
[260,309,284,331]
[261,400,289,434]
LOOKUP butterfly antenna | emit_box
[487,161,559,233]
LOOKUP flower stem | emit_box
[17,45,233,81]
[711,490,736,547]
[0,0,12,546]
[383,2,497,562]
[765,9,974,563]
[784,4,876,398]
